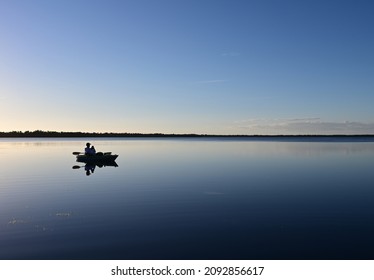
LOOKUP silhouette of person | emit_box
[85,143,92,155]
[85,163,95,176]
[85,143,96,155]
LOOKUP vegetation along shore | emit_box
[1,130,374,140]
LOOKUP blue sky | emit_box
[1,0,373,134]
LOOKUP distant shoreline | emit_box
[1,130,374,139]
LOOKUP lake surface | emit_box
[1,138,374,260]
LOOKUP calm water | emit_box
[1,138,374,260]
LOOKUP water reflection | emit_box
[1,138,374,259]
[72,161,118,176]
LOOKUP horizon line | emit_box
[1,130,374,138]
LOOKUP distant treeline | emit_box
[1,130,374,139]
[0,130,202,138]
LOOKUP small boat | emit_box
[76,153,118,163]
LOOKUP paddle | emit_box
[72,165,93,169]
[73,151,112,155]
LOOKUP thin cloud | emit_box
[285,121,374,134]
[287,118,321,122]
[235,118,374,134]
[236,118,321,124]
[234,118,269,124]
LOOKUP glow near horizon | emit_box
[0,0,374,135]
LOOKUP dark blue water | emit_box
[1,138,374,259]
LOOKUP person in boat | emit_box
[84,143,103,156]
[85,143,96,155]
[91,145,103,156]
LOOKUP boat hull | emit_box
[76,154,118,163]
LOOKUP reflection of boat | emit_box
[72,161,118,176]
[76,153,118,163]
[72,162,118,169]
[84,161,118,168]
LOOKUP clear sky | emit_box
[1,0,373,135]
